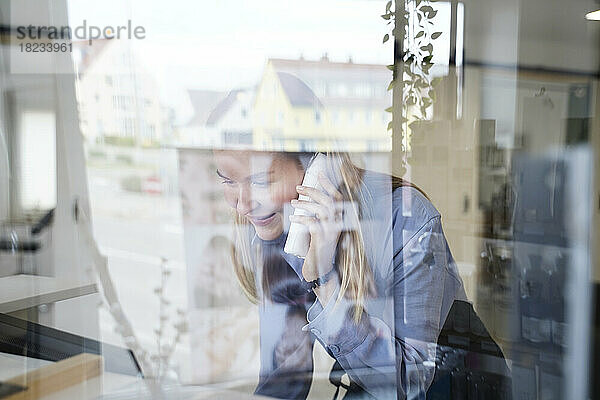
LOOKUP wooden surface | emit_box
[0,352,271,399]
[0,275,97,313]
[3,353,102,400]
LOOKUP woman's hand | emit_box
[289,172,344,282]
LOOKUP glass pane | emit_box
[0,0,598,399]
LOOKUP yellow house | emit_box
[254,57,392,152]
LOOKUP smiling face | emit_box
[214,151,305,240]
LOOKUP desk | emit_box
[0,352,267,400]
[0,275,97,313]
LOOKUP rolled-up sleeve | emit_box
[301,215,453,399]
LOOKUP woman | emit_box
[213,150,499,399]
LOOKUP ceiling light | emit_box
[585,9,600,20]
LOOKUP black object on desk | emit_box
[31,209,54,236]
[0,239,40,253]
[0,312,142,377]
[0,382,26,399]
[0,209,55,253]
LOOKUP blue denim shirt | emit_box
[252,171,467,399]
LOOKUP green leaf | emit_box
[386,64,395,71]
[431,77,442,86]
[416,0,422,6]
[415,31,425,39]
[428,10,438,18]
[385,106,393,113]
[419,5,434,13]
[383,34,389,43]
[417,13,422,23]
[431,32,442,39]
[423,55,433,63]
[387,121,393,131]
[386,0,392,13]
[420,43,433,53]
[387,80,395,91]
[381,13,391,20]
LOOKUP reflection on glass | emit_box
[176,149,511,399]
[0,0,597,398]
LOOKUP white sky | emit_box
[67,0,449,121]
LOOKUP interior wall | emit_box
[0,0,98,337]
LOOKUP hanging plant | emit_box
[382,0,443,150]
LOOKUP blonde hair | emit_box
[230,152,421,322]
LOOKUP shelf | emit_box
[0,274,97,313]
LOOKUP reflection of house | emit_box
[206,88,255,147]
[180,90,226,146]
[254,56,392,152]
[74,40,171,145]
